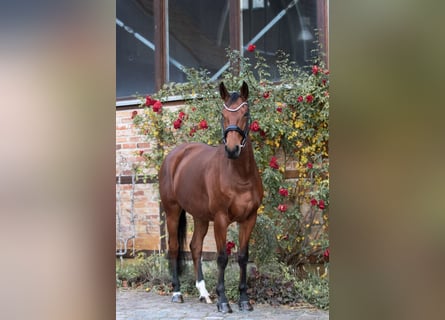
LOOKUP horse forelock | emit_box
[228,92,241,105]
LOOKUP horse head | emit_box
[219,81,251,159]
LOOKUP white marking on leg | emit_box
[196,280,212,304]
[172,291,182,297]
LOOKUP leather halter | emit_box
[221,102,251,147]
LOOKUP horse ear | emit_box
[240,81,249,100]
[219,82,229,101]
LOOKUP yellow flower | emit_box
[294,120,304,129]
[257,205,264,214]
[274,139,280,147]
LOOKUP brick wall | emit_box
[116,105,318,257]
[116,105,219,255]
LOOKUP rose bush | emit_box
[133,48,329,272]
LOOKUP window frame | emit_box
[116,0,329,106]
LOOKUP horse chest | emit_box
[226,188,260,220]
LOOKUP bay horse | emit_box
[159,81,263,313]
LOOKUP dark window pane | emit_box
[116,0,154,98]
[168,0,229,83]
[242,0,318,78]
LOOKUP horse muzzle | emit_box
[225,144,241,159]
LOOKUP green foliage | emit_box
[116,256,328,310]
[116,252,170,288]
[295,269,330,310]
[133,45,329,293]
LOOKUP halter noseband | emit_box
[221,101,251,147]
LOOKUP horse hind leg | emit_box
[166,207,187,303]
[190,219,212,304]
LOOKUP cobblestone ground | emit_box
[116,289,329,320]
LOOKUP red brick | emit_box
[137,142,150,148]
[116,137,128,143]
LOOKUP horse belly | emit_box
[173,164,214,220]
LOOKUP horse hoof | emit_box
[217,302,233,313]
[199,296,212,304]
[239,300,253,311]
[171,294,184,303]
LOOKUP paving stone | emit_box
[116,289,329,319]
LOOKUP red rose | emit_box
[178,111,186,120]
[312,65,319,75]
[250,120,260,132]
[189,127,197,137]
[145,95,155,106]
[199,120,208,129]
[323,248,330,260]
[276,107,282,113]
[226,241,236,255]
[269,156,279,169]
[297,96,304,103]
[152,100,162,113]
[307,162,313,169]
[279,188,289,197]
[310,198,318,206]
[173,118,182,129]
[131,110,138,119]
[306,94,314,103]
[277,204,288,212]
[318,199,325,210]
[263,91,270,99]
[247,44,256,52]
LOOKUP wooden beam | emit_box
[229,0,241,51]
[154,0,167,91]
[229,0,241,75]
[317,0,329,68]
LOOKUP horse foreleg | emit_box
[190,219,212,303]
[237,214,257,311]
[214,216,232,313]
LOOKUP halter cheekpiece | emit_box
[221,101,251,147]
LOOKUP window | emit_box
[116,0,328,100]
[116,0,155,98]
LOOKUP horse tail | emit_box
[176,209,187,276]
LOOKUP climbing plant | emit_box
[133,46,329,270]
